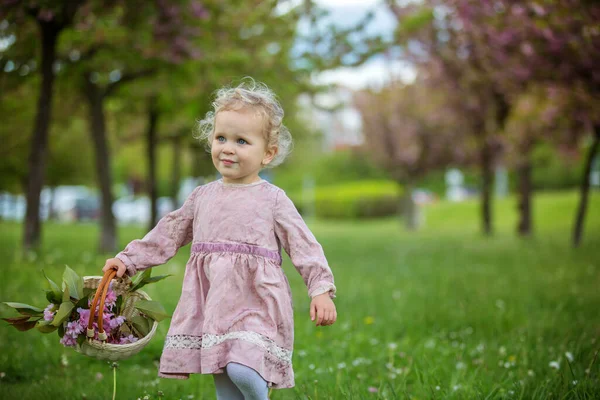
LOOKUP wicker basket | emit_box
[72,272,159,361]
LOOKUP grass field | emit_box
[0,190,599,399]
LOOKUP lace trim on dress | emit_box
[164,331,293,364]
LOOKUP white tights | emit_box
[213,362,269,400]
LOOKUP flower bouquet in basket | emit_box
[2,266,170,361]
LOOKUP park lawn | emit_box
[0,190,598,399]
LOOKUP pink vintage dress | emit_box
[115,179,336,389]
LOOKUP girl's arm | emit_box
[274,189,336,299]
[114,186,201,277]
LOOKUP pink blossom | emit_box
[43,304,56,321]
[368,387,379,393]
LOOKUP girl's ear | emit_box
[262,145,278,166]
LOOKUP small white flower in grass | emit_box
[337,362,346,369]
[504,362,511,369]
[508,390,514,395]
[565,352,574,362]
[0,372,5,379]
[452,384,461,391]
[425,339,436,349]
[572,380,578,386]
[369,338,379,345]
[549,361,560,370]
[388,342,398,350]
[386,362,393,370]
[388,373,397,379]
[95,372,103,381]
[527,369,535,377]
[499,346,507,356]
[392,290,401,300]
[456,362,466,370]
[61,354,69,367]
[187,395,194,399]
[476,343,485,353]
[308,364,315,370]
[435,386,440,391]
[297,350,307,357]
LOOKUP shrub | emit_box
[290,180,402,219]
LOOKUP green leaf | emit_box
[58,322,65,338]
[130,315,151,337]
[51,302,75,327]
[76,334,86,346]
[2,315,39,331]
[132,274,172,292]
[62,285,70,303]
[134,300,170,322]
[2,302,44,316]
[74,296,89,310]
[83,287,94,297]
[42,269,62,301]
[36,320,58,334]
[115,295,123,316]
[45,290,61,304]
[62,265,84,300]
[129,269,152,292]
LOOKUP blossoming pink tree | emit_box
[452,0,600,245]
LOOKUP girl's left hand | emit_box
[310,293,337,327]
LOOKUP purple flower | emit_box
[43,304,56,322]
[60,334,77,348]
[104,288,117,306]
[77,307,90,327]
[119,334,138,344]
[66,321,84,337]
[109,316,126,331]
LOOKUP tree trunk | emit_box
[572,124,600,247]
[170,134,182,209]
[147,97,159,232]
[83,75,117,253]
[517,139,534,236]
[480,139,494,236]
[401,181,419,230]
[23,21,60,251]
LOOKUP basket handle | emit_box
[87,269,117,341]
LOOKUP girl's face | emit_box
[211,107,277,184]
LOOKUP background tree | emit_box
[452,0,600,245]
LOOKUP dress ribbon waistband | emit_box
[191,242,282,265]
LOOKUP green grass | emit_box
[0,190,599,399]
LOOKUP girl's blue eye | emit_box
[237,138,247,145]
[217,136,225,142]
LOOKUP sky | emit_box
[305,0,416,89]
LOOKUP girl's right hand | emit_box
[102,258,127,278]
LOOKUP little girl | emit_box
[102,79,337,399]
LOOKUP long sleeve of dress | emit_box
[115,186,200,277]
[274,189,336,299]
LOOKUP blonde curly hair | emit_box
[195,78,293,168]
